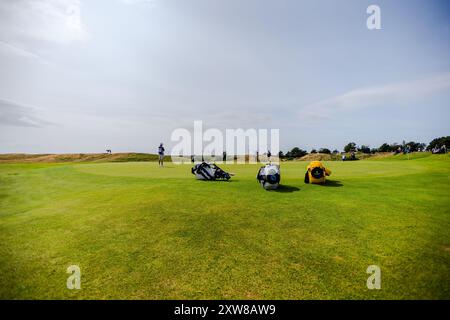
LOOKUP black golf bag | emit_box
[191,162,231,181]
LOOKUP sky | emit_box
[0,0,449,154]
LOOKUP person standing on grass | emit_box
[158,143,165,167]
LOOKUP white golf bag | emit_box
[191,162,231,181]
[257,163,280,190]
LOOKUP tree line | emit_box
[279,136,449,159]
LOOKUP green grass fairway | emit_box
[1,154,449,299]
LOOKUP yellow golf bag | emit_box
[304,161,331,184]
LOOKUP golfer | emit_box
[158,143,165,167]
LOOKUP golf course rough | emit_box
[0,153,449,299]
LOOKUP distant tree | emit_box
[359,145,371,154]
[344,142,357,153]
[319,148,331,154]
[391,143,401,153]
[418,143,427,152]
[290,147,307,158]
[378,143,391,152]
[405,141,426,152]
[332,149,339,154]
[427,136,450,151]
[310,149,317,154]
[278,151,284,158]
[370,148,378,154]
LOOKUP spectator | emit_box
[158,143,165,167]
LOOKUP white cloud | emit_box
[0,0,86,51]
[0,99,51,128]
[299,73,450,120]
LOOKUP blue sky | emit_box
[0,0,449,153]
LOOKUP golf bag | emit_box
[191,162,231,181]
[257,164,280,190]
[304,161,331,184]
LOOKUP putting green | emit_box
[0,154,449,299]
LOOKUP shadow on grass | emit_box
[273,185,300,193]
[198,179,236,182]
[323,180,343,187]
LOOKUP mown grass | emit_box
[0,154,449,299]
